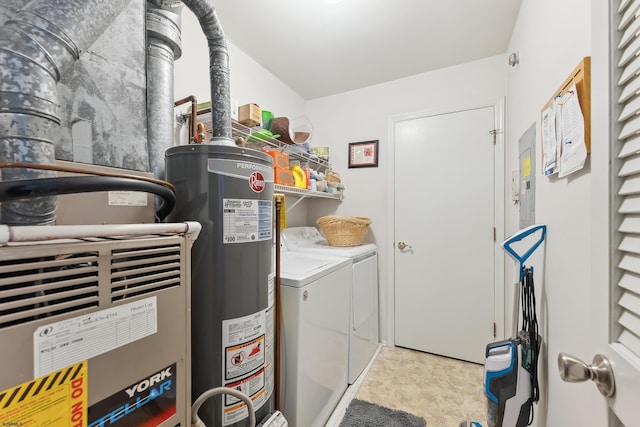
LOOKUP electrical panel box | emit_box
[519,123,536,229]
[0,227,196,426]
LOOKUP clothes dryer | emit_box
[279,246,350,427]
[281,226,379,384]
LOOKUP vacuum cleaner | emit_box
[484,225,545,427]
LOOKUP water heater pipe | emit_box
[0,0,132,225]
[0,221,201,245]
[175,95,199,143]
[274,194,284,411]
[181,0,234,146]
[191,387,256,427]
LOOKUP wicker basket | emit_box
[317,216,372,247]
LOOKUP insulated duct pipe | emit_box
[146,1,183,180]
[181,0,234,145]
[0,0,132,225]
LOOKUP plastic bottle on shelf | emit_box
[303,163,311,190]
[310,171,317,192]
[290,161,307,189]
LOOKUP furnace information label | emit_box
[222,198,272,244]
[0,361,87,427]
[34,297,157,377]
[108,191,148,206]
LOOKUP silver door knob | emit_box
[558,353,615,397]
[397,241,412,250]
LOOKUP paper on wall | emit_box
[558,84,587,178]
[542,99,559,176]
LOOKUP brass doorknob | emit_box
[397,241,412,250]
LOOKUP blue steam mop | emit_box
[484,225,545,427]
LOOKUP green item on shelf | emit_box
[247,129,280,143]
[262,110,274,131]
[188,101,211,112]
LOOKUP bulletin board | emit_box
[540,57,591,176]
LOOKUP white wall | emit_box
[305,56,507,345]
[175,11,307,119]
[506,0,606,425]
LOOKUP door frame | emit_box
[386,98,506,347]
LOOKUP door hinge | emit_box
[489,129,502,145]
[493,322,497,338]
[493,227,496,242]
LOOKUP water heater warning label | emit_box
[225,335,265,380]
[221,310,272,426]
[222,199,272,244]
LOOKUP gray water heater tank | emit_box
[166,144,275,427]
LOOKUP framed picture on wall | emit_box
[348,140,378,168]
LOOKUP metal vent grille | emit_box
[111,243,182,302]
[0,253,99,328]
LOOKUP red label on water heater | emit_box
[249,171,265,193]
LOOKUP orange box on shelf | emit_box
[264,149,290,169]
[274,167,295,186]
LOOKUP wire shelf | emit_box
[180,109,332,172]
[178,108,342,206]
[274,184,342,200]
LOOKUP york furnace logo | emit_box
[249,171,265,193]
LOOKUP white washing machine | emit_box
[281,226,379,384]
[279,245,351,427]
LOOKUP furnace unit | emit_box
[0,223,199,427]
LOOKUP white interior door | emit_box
[393,106,498,364]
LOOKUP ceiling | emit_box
[214,0,522,100]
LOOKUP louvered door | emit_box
[605,0,640,424]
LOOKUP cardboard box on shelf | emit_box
[264,149,290,169]
[238,103,261,127]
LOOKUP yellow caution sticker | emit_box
[523,155,531,178]
[0,361,88,427]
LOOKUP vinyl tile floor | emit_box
[354,346,487,427]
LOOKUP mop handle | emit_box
[502,225,546,339]
[511,270,521,339]
[502,224,547,273]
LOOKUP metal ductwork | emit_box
[0,0,234,225]
[146,0,183,180]
[0,0,132,225]
[146,0,234,178]
[181,0,234,145]
[146,0,234,174]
